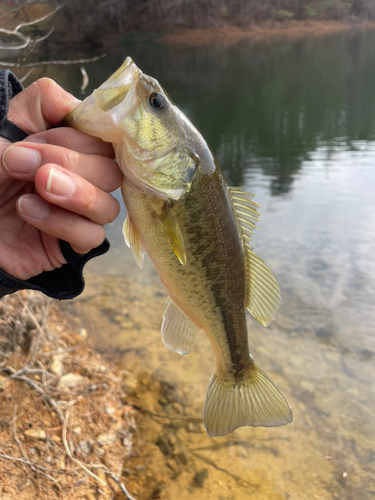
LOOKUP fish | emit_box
[65,57,293,436]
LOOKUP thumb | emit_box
[7,78,81,135]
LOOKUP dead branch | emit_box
[0,53,106,68]
[0,4,63,51]
[62,410,107,487]
[4,365,65,423]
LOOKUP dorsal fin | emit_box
[161,298,201,354]
[228,187,281,327]
[123,215,145,268]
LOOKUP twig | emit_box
[62,410,136,499]
[0,53,106,68]
[19,67,35,83]
[4,366,64,423]
[104,470,137,500]
[62,410,107,487]
[80,66,89,94]
[12,4,63,33]
[0,4,63,51]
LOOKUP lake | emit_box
[37,27,375,499]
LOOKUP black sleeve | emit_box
[0,69,110,300]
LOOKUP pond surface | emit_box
[40,28,375,499]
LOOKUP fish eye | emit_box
[148,92,168,111]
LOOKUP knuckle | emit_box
[59,147,79,172]
[81,186,97,213]
[35,78,59,96]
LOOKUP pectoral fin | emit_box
[123,215,144,268]
[229,187,281,327]
[157,205,187,265]
[161,298,201,354]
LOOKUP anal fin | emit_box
[161,298,201,354]
[123,215,145,268]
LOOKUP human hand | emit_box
[0,78,122,281]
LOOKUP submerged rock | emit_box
[194,468,208,488]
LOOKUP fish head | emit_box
[66,57,206,200]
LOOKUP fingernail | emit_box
[46,167,75,196]
[18,195,49,220]
[24,136,45,144]
[3,146,41,174]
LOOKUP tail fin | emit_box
[204,361,292,437]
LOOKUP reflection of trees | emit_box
[128,31,375,195]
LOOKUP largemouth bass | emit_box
[65,58,293,436]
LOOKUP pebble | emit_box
[49,356,64,377]
[16,478,32,491]
[119,370,138,395]
[75,439,94,456]
[194,468,208,488]
[24,428,47,442]
[56,459,65,470]
[104,403,116,415]
[174,443,189,465]
[97,432,117,446]
[135,464,147,474]
[156,436,173,455]
[0,375,10,392]
[57,373,85,390]
[171,402,183,414]
[78,327,88,339]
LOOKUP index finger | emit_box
[25,127,115,158]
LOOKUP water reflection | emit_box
[35,28,375,499]
[39,28,375,197]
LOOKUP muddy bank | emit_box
[157,20,375,46]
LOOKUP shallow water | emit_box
[42,29,375,499]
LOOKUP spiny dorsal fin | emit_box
[161,298,201,354]
[228,187,281,327]
[157,205,187,265]
[123,215,145,268]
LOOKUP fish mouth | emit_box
[64,57,142,139]
[104,57,141,89]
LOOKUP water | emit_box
[38,28,375,499]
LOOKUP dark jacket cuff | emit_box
[0,239,110,300]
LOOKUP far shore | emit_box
[157,20,375,46]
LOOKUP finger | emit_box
[17,194,106,255]
[24,127,114,157]
[2,142,122,192]
[34,164,120,226]
[8,78,81,134]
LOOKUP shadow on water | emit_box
[37,28,375,499]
